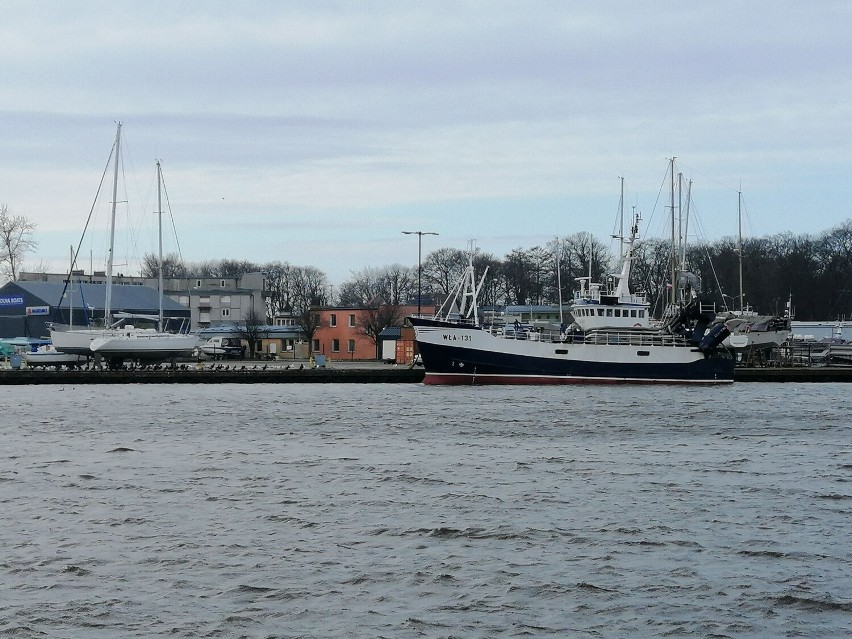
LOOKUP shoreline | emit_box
[2,363,852,384]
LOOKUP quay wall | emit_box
[2,366,852,385]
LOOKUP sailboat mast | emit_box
[69,245,74,329]
[670,157,677,305]
[157,160,164,332]
[738,188,744,312]
[104,121,121,327]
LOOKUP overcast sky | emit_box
[1,1,850,285]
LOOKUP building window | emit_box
[332,339,340,352]
[348,339,355,353]
[221,295,231,305]
[199,312,210,324]
[179,295,189,305]
[329,313,337,327]
[199,295,210,304]
[196,279,201,287]
[221,308,230,317]
[312,339,320,352]
[220,279,226,287]
[348,314,356,327]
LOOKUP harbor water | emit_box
[1,383,850,638]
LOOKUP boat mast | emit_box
[69,245,74,329]
[618,176,625,259]
[670,157,676,305]
[555,236,563,324]
[157,160,164,332]
[681,179,692,270]
[104,121,121,327]
[738,188,744,312]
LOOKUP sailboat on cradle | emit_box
[49,123,200,365]
[88,159,201,362]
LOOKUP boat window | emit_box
[555,349,568,354]
[631,310,637,317]
[637,350,650,356]
[639,310,645,318]
[606,309,613,317]
[614,309,621,317]
[597,309,604,316]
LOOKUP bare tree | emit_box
[141,252,188,278]
[0,204,38,281]
[338,264,415,306]
[184,258,260,278]
[298,308,323,354]
[421,247,468,297]
[357,304,406,351]
[237,307,264,359]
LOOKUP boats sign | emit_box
[26,306,50,316]
[0,296,24,307]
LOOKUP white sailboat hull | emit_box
[24,345,88,367]
[50,325,118,356]
[90,330,200,360]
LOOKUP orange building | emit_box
[312,304,424,362]
[312,307,375,361]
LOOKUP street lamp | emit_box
[402,230,439,316]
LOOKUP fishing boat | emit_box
[411,250,733,385]
[411,164,734,385]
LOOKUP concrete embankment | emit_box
[0,363,425,385]
[733,367,852,382]
[2,364,852,385]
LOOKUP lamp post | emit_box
[402,230,438,316]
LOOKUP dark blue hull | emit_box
[411,317,734,385]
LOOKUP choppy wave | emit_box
[1,382,850,637]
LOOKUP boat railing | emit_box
[580,329,691,347]
[483,324,692,348]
